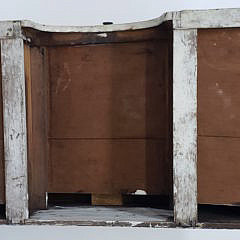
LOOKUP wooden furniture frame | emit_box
[0,8,240,226]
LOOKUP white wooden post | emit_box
[173,29,198,226]
[0,23,29,223]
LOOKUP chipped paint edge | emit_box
[24,219,175,228]
[173,29,198,226]
[0,8,239,36]
[19,8,240,33]
[20,12,173,33]
[175,8,240,29]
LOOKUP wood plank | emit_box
[49,41,168,139]
[174,9,240,29]
[25,45,48,211]
[0,47,5,204]
[48,139,167,195]
[198,136,240,204]
[92,194,123,206]
[198,28,240,137]
[1,38,28,223]
[173,29,197,226]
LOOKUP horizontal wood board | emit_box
[48,139,168,194]
[49,41,168,139]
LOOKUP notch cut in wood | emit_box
[91,194,123,206]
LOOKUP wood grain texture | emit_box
[49,41,167,139]
[173,29,197,226]
[198,136,240,204]
[48,139,168,195]
[174,9,240,29]
[198,28,240,137]
[25,45,48,211]
[47,36,172,197]
[197,28,240,205]
[1,38,28,223]
[0,47,5,204]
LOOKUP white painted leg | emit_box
[1,38,29,223]
[173,29,198,226]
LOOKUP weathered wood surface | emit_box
[198,28,240,137]
[25,44,48,211]
[49,42,167,139]
[1,38,28,223]
[20,9,240,34]
[197,28,240,204]
[198,136,240,204]
[48,139,167,195]
[22,26,172,47]
[174,9,240,29]
[20,12,173,33]
[29,206,173,222]
[0,47,5,204]
[173,29,197,226]
[48,36,172,196]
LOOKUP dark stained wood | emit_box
[0,47,5,204]
[49,41,167,139]
[23,26,171,47]
[198,136,240,204]
[25,45,48,211]
[198,28,240,204]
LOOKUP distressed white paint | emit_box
[30,206,172,222]
[20,12,173,33]
[173,29,197,226]
[0,21,22,39]
[1,37,29,223]
[174,8,240,29]
[19,8,240,33]
[1,6,240,227]
[0,22,14,38]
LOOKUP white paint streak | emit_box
[128,221,143,227]
[1,36,29,223]
[173,29,197,226]
[97,33,107,38]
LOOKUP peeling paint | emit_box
[173,29,197,226]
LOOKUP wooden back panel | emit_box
[48,29,172,195]
[198,28,240,204]
[0,46,5,204]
